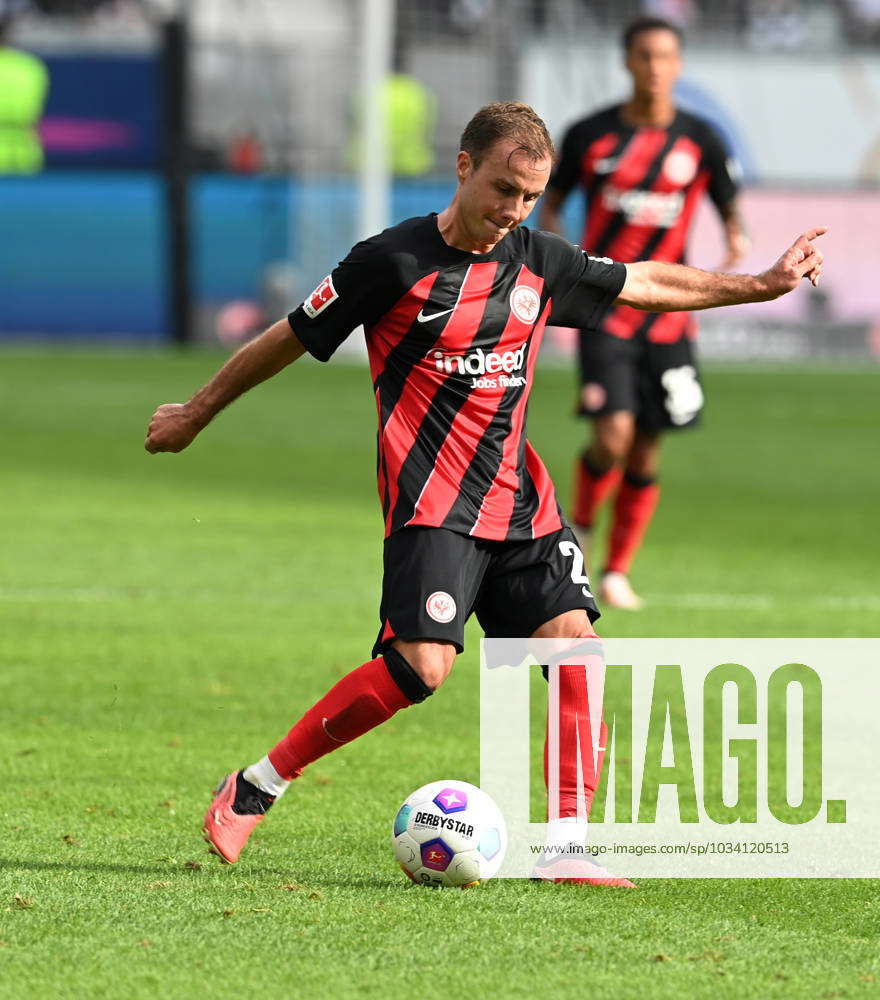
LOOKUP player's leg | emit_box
[203,527,486,863]
[602,331,705,610]
[259,640,446,784]
[203,644,439,864]
[532,608,606,831]
[602,428,662,611]
[476,530,602,828]
[476,531,634,886]
[572,411,631,556]
[571,329,638,557]
[585,411,636,480]
[532,609,634,888]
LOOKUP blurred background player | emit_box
[540,15,749,610]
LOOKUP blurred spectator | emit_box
[32,0,112,13]
[449,0,491,31]
[838,0,880,44]
[215,299,266,347]
[349,72,436,177]
[641,0,699,30]
[404,0,492,34]
[746,0,808,49]
[227,132,263,174]
[383,73,435,175]
[0,11,49,173]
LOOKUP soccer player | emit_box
[540,16,750,610]
[145,102,823,886]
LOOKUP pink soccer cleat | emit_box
[202,771,275,864]
[532,846,636,888]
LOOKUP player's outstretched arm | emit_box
[616,227,826,313]
[144,319,306,454]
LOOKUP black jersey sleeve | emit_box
[539,231,627,329]
[700,123,740,212]
[287,235,395,362]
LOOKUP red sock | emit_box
[606,475,660,574]
[550,722,606,819]
[543,633,607,819]
[572,453,622,528]
[267,655,416,780]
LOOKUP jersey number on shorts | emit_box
[558,541,593,599]
[661,364,704,426]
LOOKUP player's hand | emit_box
[720,229,750,271]
[144,403,204,453]
[759,227,827,298]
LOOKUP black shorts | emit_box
[577,327,704,432]
[373,525,600,656]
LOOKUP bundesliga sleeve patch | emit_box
[302,275,339,318]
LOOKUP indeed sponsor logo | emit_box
[602,185,684,227]
[433,345,527,390]
[433,345,526,376]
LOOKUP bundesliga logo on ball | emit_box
[391,779,507,887]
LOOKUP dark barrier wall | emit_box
[0,174,457,339]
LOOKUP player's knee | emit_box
[589,441,618,468]
[627,433,661,479]
[536,618,602,683]
[387,640,455,696]
[532,609,597,639]
[383,646,435,702]
[594,415,635,463]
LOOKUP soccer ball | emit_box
[391,779,507,888]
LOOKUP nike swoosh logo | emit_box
[417,307,454,323]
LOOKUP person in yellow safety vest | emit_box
[350,72,436,177]
[0,16,49,174]
[383,73,435,176]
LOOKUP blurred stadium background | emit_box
[1,0,879,363]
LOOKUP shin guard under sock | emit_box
[267,649,431,780]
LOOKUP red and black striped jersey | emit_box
[549,104,739,343]
[289,214,626,542]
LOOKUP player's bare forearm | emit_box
[720,200,750,270]
[617,260,766,311]
[182,319,305,425]
[144,319,305,453]
[617,227,826,312]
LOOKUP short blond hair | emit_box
[460,102,554,168]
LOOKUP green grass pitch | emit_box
[1,347,878,998]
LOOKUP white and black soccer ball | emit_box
[391,779,507,888]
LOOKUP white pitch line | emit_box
[641,593,880,613]
[653,592,776,611]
